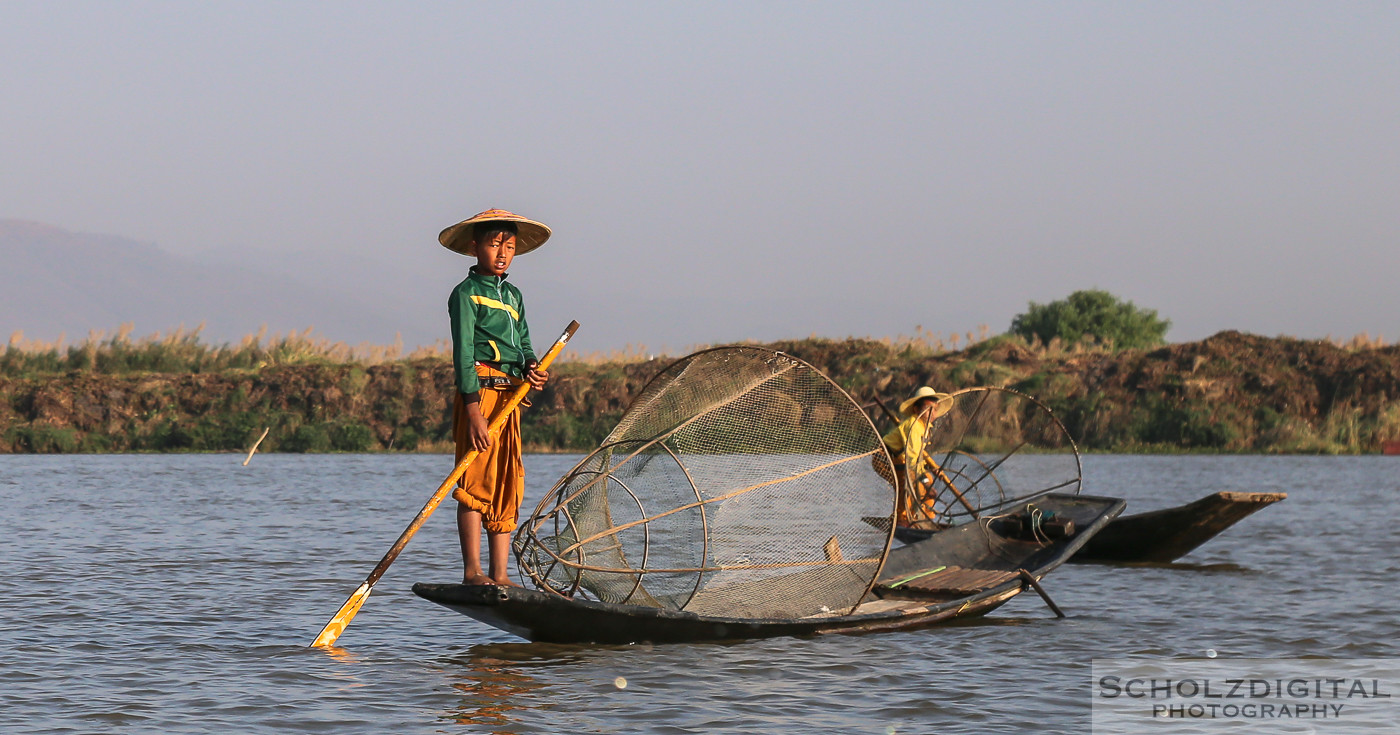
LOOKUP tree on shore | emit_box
[1010,289,1170,350]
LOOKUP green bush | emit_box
[1010,289,1170,350]
[188,413,262,451]
[282,424,332,453]
[330,422,375,452]
[1142,400,1238,449]
[143,420,195,450]
[5,425,82,453]
[394,427,421,451]
[80,433,113,452]
[521,411,618,451]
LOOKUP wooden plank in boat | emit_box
[874,566,1020,597]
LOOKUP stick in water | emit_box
[310,321,579,648]
[1018,568,1066,618]
[243,427,270,467]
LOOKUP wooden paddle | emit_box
[875,398,980,520]
[311,320,579,648]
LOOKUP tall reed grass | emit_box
[1330,332,1389,350]
[3,323,1390,378]
[874,324,993,354]
[1,323,452,377]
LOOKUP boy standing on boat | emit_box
[439,209,552,586]
[882,387,953,524]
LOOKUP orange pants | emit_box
[451,366,525,534]
[873,454,938,525]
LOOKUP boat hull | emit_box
[1070,491,1286,564]
[411,581,1025,643]
[414,493,1125,644]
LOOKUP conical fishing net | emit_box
[902,387,1082,526]
[515,347,897,619]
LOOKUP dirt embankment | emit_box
[3,331,1398,454]
[774,330,1400,453]
[0,358,657,454]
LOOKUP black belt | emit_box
[478,375,518,390]
[475,362,520,391]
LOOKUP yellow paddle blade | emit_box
[311,582,371,648]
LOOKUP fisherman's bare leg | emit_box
[457,504,494,585]
[487,531,519,586]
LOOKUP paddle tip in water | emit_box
[311,583,371,648]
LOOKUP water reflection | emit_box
[440,650,550,732]
[315,645,363,665]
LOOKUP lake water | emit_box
[2,454,1397,733]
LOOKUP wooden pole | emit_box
[242,427,270,466]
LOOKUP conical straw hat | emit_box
[899,386,954,419]
[439,209,552,257]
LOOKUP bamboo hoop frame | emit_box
[513,347,898,616]
[925,386,1083,521]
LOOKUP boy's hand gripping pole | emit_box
[311,320,579,648]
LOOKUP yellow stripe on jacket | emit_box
[469,294,520,320]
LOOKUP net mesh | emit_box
[903,387,1082,525]
[515,347,896,619]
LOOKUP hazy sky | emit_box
[3,2,1397,352]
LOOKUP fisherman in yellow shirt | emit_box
[881,386,954,525]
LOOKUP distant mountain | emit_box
[0,219,429,347]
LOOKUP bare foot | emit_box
[464,573,495,586]
[492,576,521,588]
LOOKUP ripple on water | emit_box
[2,454,1397,734]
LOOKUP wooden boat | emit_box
[861,387,1283,564]
[413,493,1125,644]
[884,520,944,545]
[1069,491,1286,564]
[887,491,1285,564]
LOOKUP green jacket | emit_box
[448,267,537,395]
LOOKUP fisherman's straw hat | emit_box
[439,209,552,257]
[899,387,954,419]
